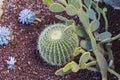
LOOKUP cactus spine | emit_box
[38,24,79,66]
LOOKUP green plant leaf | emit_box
[86,9,96,20]
[55,68,71,76]
[84,0,92,8]
[73,47,81,57]
[55,15,68,22]
[90,20,100,32]
[75,26,88,38]
[66,5,77,16]
[80,39,92,51]
[71,61,80,72]
[42,0,53,6]
[60,0,67,5]
[50,3,65,12]
[67,0,80,8]
[63,62,71,72]
[92,2,103,14]
[79,52,90,64]
[78,8,89,28]
[96,32,112,41]
[95,50,108,80]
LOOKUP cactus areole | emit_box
[38,24,79,66]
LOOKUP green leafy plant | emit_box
[43,0,120,80]
[38,24,79,66]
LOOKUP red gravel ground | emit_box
[0,0,120,80]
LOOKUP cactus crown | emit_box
[38,24,79,66]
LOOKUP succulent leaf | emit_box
[80,39,92,51]
[84,0,92,8]
[90,20,100,32]
[75,26,88,38]
[59,0,67,6]
[50,3,65,12]
[96,32,112,41]
[65,5,77,16]
[78,8,89,28]
[71,61,80,72]
[42,0,53,6]
[55,15,68,22]
[73,47,81,57]
[86,9,96,20]
[38,24,79,66]
[55,68,71,76]
[79,52,90,64]
[63,62,71,72]
[67,0,80,8]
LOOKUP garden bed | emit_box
[0,0,120,80]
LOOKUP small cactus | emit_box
[38,24,79,66]
[6,56,16,70]
[0,26,10,46]
[18,9,35,24]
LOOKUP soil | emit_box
[0,0,120,80]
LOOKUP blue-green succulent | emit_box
[0,26,10,46]
[38,24,79,66]
[18,9,35,24]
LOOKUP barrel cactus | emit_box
[38,24,79,66]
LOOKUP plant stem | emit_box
[35,17,41,22]
[102,12,108,31]
[108,68,120,80]
[86,29,108,80]
[86,61,97,67]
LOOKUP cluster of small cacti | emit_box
[0,26,11,46]
[37,24,79,66]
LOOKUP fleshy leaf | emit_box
[96,32,112,41]
[55,15,68,22]
[86,9,96,20]
[79,52,90,64]
[42,0,53,6]
[90,20,100,32]
[67,0,80,8]
[50,3,65,12]
[55,68,71,76]
[84,0,92,8]
[73,47,81,57]
[78,8,89,28]
[63,62,71,72]
[80,39,92,51]
[71,61,80,72]
[75,26,88,38]
[95,50,108,80]
[66,5,77,16]
[60,0,67,6]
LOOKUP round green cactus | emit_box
[38,24,79,66]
